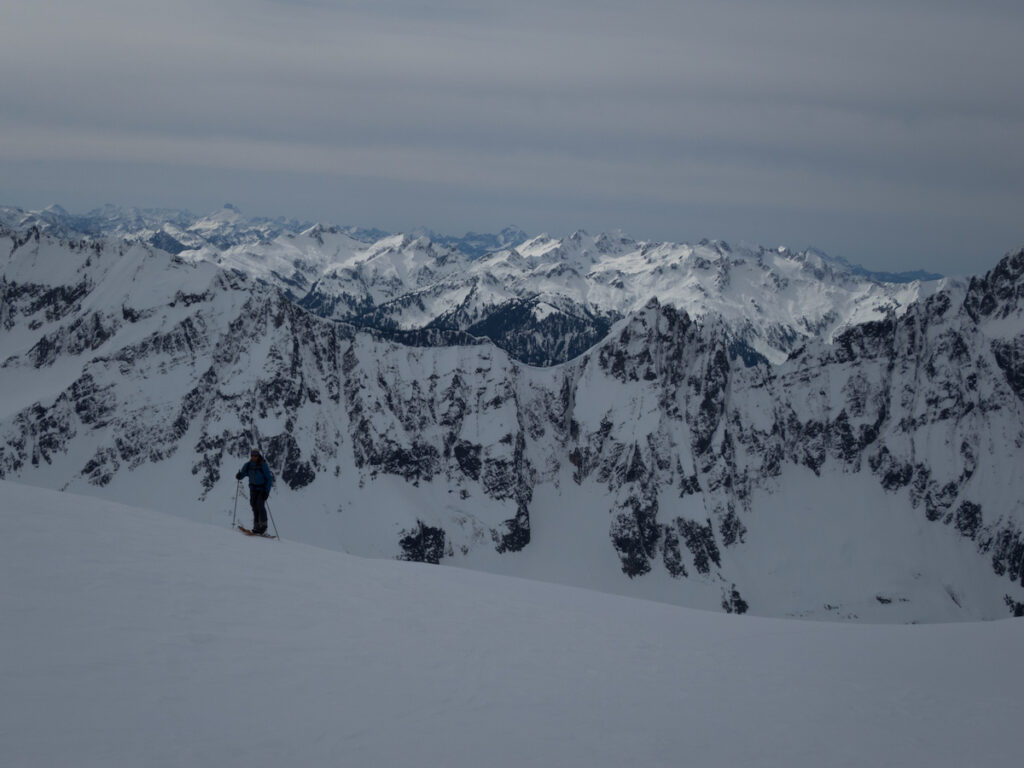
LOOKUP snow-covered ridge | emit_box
[0,203,953,365]
[208,226,955,365]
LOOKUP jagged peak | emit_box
[988,247,1024,282]
[300,222,331,237]
[196,205,245,225]
[42,203,70,217]
[964,246,1024,324]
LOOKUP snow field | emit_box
[2,480,1022,768]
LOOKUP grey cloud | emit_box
[1,0,1022,274]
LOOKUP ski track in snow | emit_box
[2,480,1022,768]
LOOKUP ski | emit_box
[237,525,277,539]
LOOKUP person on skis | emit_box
[236,449,274,535]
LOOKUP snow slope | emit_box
[2,480,1021,768]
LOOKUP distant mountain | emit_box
[0,203,312,251]
[412,225,530,258]
[4,204,954,367]
[805,247,944,284]
[202,225,954,366]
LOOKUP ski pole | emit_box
[231,479,242,529]
[265,500,280,541]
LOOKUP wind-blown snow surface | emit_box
[2,481,1021,768]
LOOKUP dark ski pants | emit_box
[249,487,269,533]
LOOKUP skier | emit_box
[236,449,274,535]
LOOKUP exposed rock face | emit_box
[2,227,1023,622]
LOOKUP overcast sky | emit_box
[2,0,1022,274]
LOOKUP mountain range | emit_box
[1,203,1020,622]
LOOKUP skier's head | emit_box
[250,449,262,462]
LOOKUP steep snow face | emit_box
[6,481,1022,768]
[2,226,1023,622]
[0,231,235,418]
[313,234,473,312]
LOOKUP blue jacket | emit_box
[236,460,274,492]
